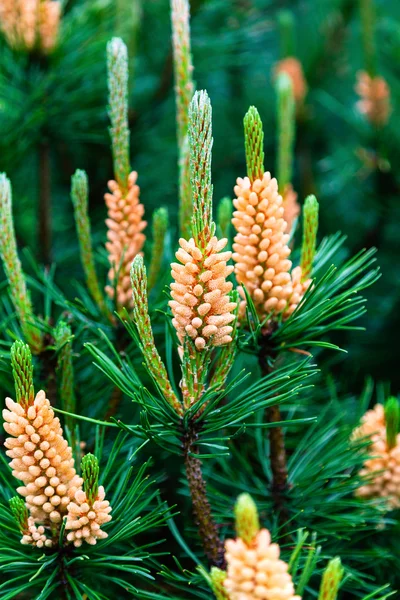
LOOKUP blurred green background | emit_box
[0,0,399,392]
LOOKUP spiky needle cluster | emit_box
[169,91,237,351]
[353,401,400,509]
[3,341,111,548]
[224,495,300,600]
[0,0,61,54]
[0,175,42,353]
[105,38,146,311]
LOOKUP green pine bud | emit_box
[9,496,28,533]
[148,207,169,292]
[385,397,400,449]
[244,106,265,183]
[10,340,35,410]
[234,493,260,544]
[81,454,100,506]
[209,567,229,600]
[300,195,319,281]
[318,557,344,600]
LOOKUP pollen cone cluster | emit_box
[169,236,237,350]
[3,391,83,525]
[105,171,146,309]
[353,404,400,509]
[66,486,112,547]
[0,0,61,53]
[21,516,53,548]
[224,528,301,600]
[232,172,309,322]
[275,57,307,105]
[355,71,391,127]
[282,184,300,234]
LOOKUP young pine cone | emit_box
[275,57,308,106]
[3,392,83,525]
[105,171,146,310]
[224,528,301,600]
[355,71,391,127]
[66,486,112,547]
[169,236,237,351]
[0,0,61,53]
[21,516,53,548]
[232,172,309,323]
[354,404,400,509]
[38,0,62,53]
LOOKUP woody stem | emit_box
[258,352,289,512]
[183,422,225,568]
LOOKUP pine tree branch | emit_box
[183,422,225,568]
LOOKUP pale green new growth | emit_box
[244,106,265,183]
[188,90,214,247]
[234,493,260,544]
[385,397,400,450]
[359,0,377,77]
[107,37,131,191]
[81,454,100,506]
[209,567,229,600]
[131,256,182,415]
[301,195,319,282]
[9,497,28,533]
[0,175,42,353]
[318,557,344,600]
[278,10,295,58]
[148,207,168,292]
[10,340,35,410]
[55,321,76,431]
[217,196,232,240]
[170,0,194,238]
[276,73,295,192]
[71,170,108,317]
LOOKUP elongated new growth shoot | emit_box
[71,170,108,317]
[300,195,319,282]
[0,175,42,353]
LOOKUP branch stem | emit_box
[183,423,225,568]
[258,352,289,513]
[39,141,52,265]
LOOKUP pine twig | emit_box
[183,423,225,568]
[258,348,289,514]
[39,140,52,265]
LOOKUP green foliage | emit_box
[0,0,399,597]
